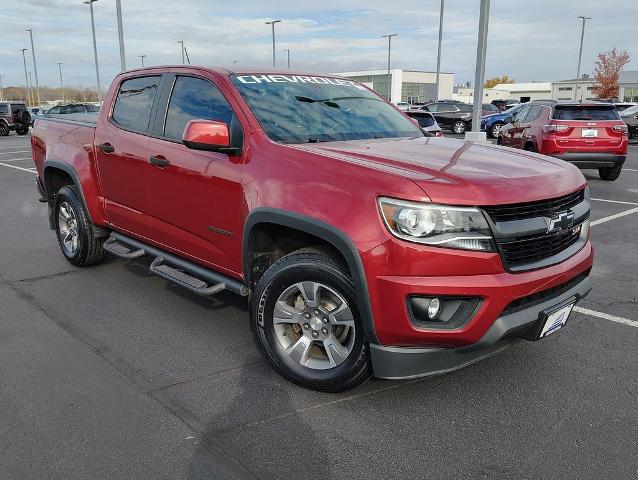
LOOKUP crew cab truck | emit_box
[31,66,593,392]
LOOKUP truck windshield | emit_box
[230,74,422,143]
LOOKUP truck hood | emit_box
[291,136,585,205]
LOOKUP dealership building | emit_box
[334,69,454,104]
[619,71,638,102]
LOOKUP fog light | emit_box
[427,298,441,319]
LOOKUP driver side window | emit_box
[512,105,530,123]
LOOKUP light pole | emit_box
[0,74,4,102]
[20,49,30,105]
[26,29,41,107]
[574,16,591,101]
[116,0,126,71]
[231,60,239,66]
[28,72,36,106]
[434,0,444,102]
[467,0,490,141]
[282,49,290,69]
[139,55,146,67]
[178,41,185,64]
[382,34,397,75]
[265,20,281,68]
[84,0,102,102]
[57,62,65,102]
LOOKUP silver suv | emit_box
[0,101,31,136]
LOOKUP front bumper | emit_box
[370,274,591,379]
[553,153,626,169]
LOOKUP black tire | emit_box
[524,142,536,152]
[452,120,466,135]
[16,126,29,135]
[488,122,503,139]
[54,185,106,266]
[250,248,372,392]
[17,109,31,125]
[598,165,622,181]
[0,122,9,136]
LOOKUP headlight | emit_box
[378,197,495,252]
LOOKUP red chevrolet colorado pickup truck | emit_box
[31,66,593,392]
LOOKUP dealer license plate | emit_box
[539,302,575,338]
[581,128,598,138]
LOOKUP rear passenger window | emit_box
[163,76,234,141]
[523,105,543,122]
[112,76,161,132]
[552,106,620,121]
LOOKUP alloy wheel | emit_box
[57,201,80,256]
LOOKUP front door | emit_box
[94,75,162,239]
[146,74,245,276]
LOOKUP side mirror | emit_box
[183,119,235,153]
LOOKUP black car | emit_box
[0,101,31,136]
[421,101,473,134]
[491,99,520,112]
[620,104,638,139]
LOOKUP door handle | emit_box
[149,155,170,167]
[98,142,115,153]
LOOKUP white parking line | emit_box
[622,168,638,172]
[0,162,37,174]
[590,207,638,226]
[574,306,638,329]
[590,198,638,206]
[0,157,33,162]
[0,150,30,155]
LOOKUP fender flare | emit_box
[43,160,95,228]
[243,208,379,344]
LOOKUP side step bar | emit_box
[103,232,248,297]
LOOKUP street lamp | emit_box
[26,29,41,107]
[434,0,445,102]
[382,34,397,75]
[139,55,146,67]
[467,0,490,141]
[178,41,185,64]
[574,16,591,101]
[0,74,4,102]
[265,20,282,68]
[116,0,126,71]
[57,62,65,102]
[282,48,290,69]
[20,49,30,105]
[84,0,102,102]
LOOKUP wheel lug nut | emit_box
[321,327,328,335]
[322,317,329,324]
[314,309,320,316]
[311,330,319,338]
[303,312,311,319]
[303,323,310,330]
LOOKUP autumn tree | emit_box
[484,75,515,88]
[592,48,631,99]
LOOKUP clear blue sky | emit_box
[1,0,636,89]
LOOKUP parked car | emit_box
[422,101,473,134]
[0,101,31,136]
[619,104,638,139]
[405,111,443,136]
[491,99,520,111]
[393,101,411,111]
[482,103,500,115]
[612,102,636,112]
[31,67,593,391]
[45,103,100,117]
[481,103,526,138]
[498,100,628,180]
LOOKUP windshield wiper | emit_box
[295,96,340,109]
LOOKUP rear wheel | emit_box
[54,185,106,266]
[250,248,372,392]
[0,122,9,136]
[488,122,503,138]
[452,121,466,134]
[598,165,622,181]
[16,126,29,135]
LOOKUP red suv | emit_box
[499,101,628,181]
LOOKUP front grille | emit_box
[498,226,582,268]
[483,189,585,222]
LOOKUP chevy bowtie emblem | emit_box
[545,211,575,233]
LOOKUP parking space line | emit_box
[0,150,30,155]
[590,198,638,206]
[0,157,33,162]
[622,168,638,172]
[0,162,37,174]
[574,306,638,329]
[590,207,638,226]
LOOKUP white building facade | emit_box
[334,69,454,104]
[551,77,597,101]
[453,82,551,104]
[619,71,638,102]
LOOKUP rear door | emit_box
[145,73,245,275]
[551,104,625,152]
[502,104,530,147]
[520,105,544,148]
[94,74,161,238]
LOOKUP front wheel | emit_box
[452,120,467,134]
[0,122,9,136]
[54,185,106,266]
[598,165,622,181]
[15,126,29,135]
[250,248,372,392]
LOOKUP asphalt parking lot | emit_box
[1,132,637,480]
